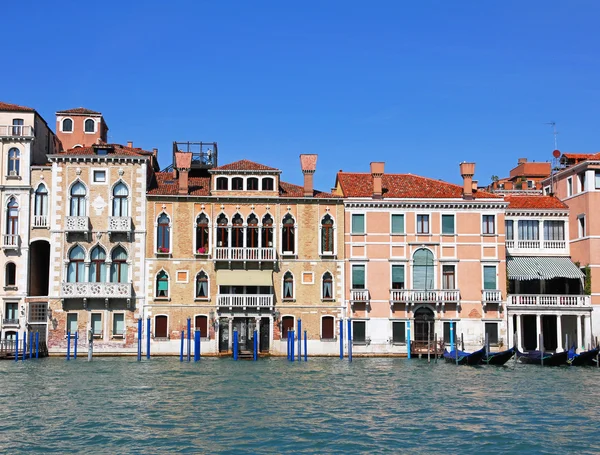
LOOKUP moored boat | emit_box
[568,347,600,366]
[518,350,568,366]
[481,347,515,366]
[443,347,485,365]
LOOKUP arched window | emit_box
[196,271,208,299]
[232,214,244,248]
[62,118,73,132]
[262,214,274,248]
[8,148,20,176]
[262,177,274,191]
[322,272,333,300]
[321,316,335,339]
[34,184,48,218]
[6,197,18,240]
[216,177,228,190]
[247,214,259,248]
[70,182,86,216]
[216,214,229,247]
[112,182,129,217]
[155,315,168,338]
[67,246,85,282]
[321,214,334,254]
[5,262,16,287]
[156,271,169,297]
[110,246,128,283]
[282,214,295,253]
[232,177,243,190]
[247,177,259,190]
[84,118,95,133]
[157,214,170,252]
[196,214,209,253]
[413,248,434,290]
[283,272,294,300]
[89,246,106,282]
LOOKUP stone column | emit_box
[577,314,583,353]
[507,314,514,349]
[516,314,523,351]
[256,317,261,353]
[536,314,541,350]
[228,317,233,351]
[584,314,592,350]
[556,314,563,352]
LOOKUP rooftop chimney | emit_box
[127,141,133,148]
[300,154,317,197]
[370,162,385,199]
[174,152,192,195]
[459,162,476,199]
[518,157,527,164]
[472,180,478,192]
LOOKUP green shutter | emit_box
[392,265,404,285]
[483,266,496,290]
[442,215,454,234]
[352,265,365,287]
[352,214,365,234]
[391,214,404,234]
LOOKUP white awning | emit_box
[507,256,584,281]
[216,270,273,286]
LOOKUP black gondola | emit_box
[568,347,600,366]
[481,347,515,366]
[518,350,568,366]
[443,347,485,365]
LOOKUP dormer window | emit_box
[95,148,109,156]
[232,177,243,190]
[216,177,228,190]
[62,118,73,132]
[84,119,95,133]
[262,177,274,191]
[247,177,259,190]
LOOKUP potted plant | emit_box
[158,246,170,253]
[197,246,206,254]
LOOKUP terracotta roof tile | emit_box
[505,195,568,210]
[56,107,101,115]
[337,173,501,199]
[279,181,339,199]
[55,143,153,157]
[0,101,36,112]
[212,159,279,172]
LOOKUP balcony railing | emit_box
[108,216,131,234]
[390,289,460,303]
[507,294,590,307]
[2,234,19,249]
[65,216,90,233]
[482,290,502,303]
[2,318,19,326]
[0,125,34,138]
[61,282,132,299]
[350,289,370,303]
[33,215,48,228]
[214,247,276,261]
[216,294,273,308]
[506,239,568,254]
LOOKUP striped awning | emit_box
[507,256,584,281]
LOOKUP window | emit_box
[157,214,170,252]
[281,316,294,339]
[321,215,334,254]
[351,214,365,234]
[62,118,73,132]
[216,177,228,190]
[216,214,228,247]
[231,214,244,248]
[391,265,405,289]
[112,182,129,216]
[6,197,18,238]
[579,216,586,238]
[232,177,243,190]
[543,221,565,241]
[417,214,429,234]
[392,321,406,344]
[84,118,95,133]
[281,214,295,253]
[70,182,87,216]
[352,321,366,343]
[505,220,514,241]
[66,313,78,334]
[442,265,455,290]
[11,119,23,136]
[544,186,551,195]
[595,171,600,190]
[321,316,335,339]
[195,315,208,337]
[113,314,125,337]
[322,272,333,300]
[262,214,274,247]
[5,263,16,287]
[196,271,208,299]
[155,315,168,338]
[567,178,573,197]
[5,331,16,340]
[391,214,404,234]
[482,215,495,235]
[67,246,85,282]
[91,313,102,337]
[89,246,106,283]
[34,184,48,218]
[247,177,259,190]
[518,220,539,240]
[283,272,294,300]
[156,271,169,298]
[579,173,586,192]
[442,215,455,235]
[8,148,20,176]
[93,170,106,183]
[196,214,209,253]
[110,246,128,283]
[247,214,259,248]
[351,264,365,290]
[413,248,434,290]
[527,180,534,189]
[483,266,496,290]
[485,322,499,345]
[262,177,274,191]
[29,303,47,322]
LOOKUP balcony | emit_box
[61,282,132,299]
[0,125,34,139]
[65,216,90,234]
[216,294,273,310]
[506,239,568,255]
[214,247,276,262]
[390,289,460,303]
[108,216,132,238]
[350,289,370,304]
[507,294,590,307]
[2,318,19,326]
[482,289,502,309]
[33,215,48,228]
[2,234,20,249]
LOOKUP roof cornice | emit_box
[344,199,508,209]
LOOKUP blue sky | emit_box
[3,1,599,190]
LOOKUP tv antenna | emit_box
[544,122,560,195]
[544,121,558,150]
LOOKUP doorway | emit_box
[414,306,435,343]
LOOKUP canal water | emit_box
[1,357,599,454]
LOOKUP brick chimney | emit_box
[127,141,133,148]
[174,152,192,195]
[370,162,385,199]
[459,162,476,199]
[518,157,527,164]
[300,154,317,197]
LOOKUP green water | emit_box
[1,357,599,454]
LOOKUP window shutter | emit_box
[352,265,365,288]
[483,266,496,290]
[392,265,404,285]
[442,215,454,234]
[158,280,168,292]
[391,214,404,234]
[505,220,514,240]
[352,214,365,234]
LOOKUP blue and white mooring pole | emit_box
[407,321,411,359]
[339,319,344,360]
[187,318,191,362]
[146,317,151,359]
[348,319,352,362]
[304,330,307,362]
[297,319,302,362]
